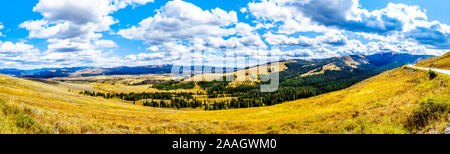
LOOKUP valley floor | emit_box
[0,66,449,134]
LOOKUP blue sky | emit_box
[0,0,449,69]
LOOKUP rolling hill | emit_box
[151,52,435,110]
[188,52,433,80]
[416,52,450,69]
[0,55,448,134]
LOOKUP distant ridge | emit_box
[0,65,240,78]
[0,52,434,78]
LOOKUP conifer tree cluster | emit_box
[80,91,193,101]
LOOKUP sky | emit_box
[0,0,449,69]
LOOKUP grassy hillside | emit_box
[0,65,448,134]
[416,52,450,69]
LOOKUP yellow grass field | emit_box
[416,52,450,70]
[0,66,449,134]
[91,83,203,93]
[187,61,290,83]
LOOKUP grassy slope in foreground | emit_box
[0,66,449,134]
[416,52,450,70]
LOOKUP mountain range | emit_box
[0,65,239,78]
[0,52,434,78]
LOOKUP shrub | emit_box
[406,99,449,132]
[429,69,437,79]
[2,105,20,115]
[15,115,35,129]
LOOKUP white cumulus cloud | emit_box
[118,0,238,45]
[17,0,153,68]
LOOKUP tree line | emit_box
[142,98,204,109]
[80,90,194,101]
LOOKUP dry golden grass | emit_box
[300,63,341,77]
[416,52,450,70]
[51,74,174,86]
[342,55,369,68]
[187,61,290,82]
[91,83,203,93]
[52,74,173,81]
[0,65,448,134]
[49,73,202,94]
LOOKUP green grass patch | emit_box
[15,115,35,129]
